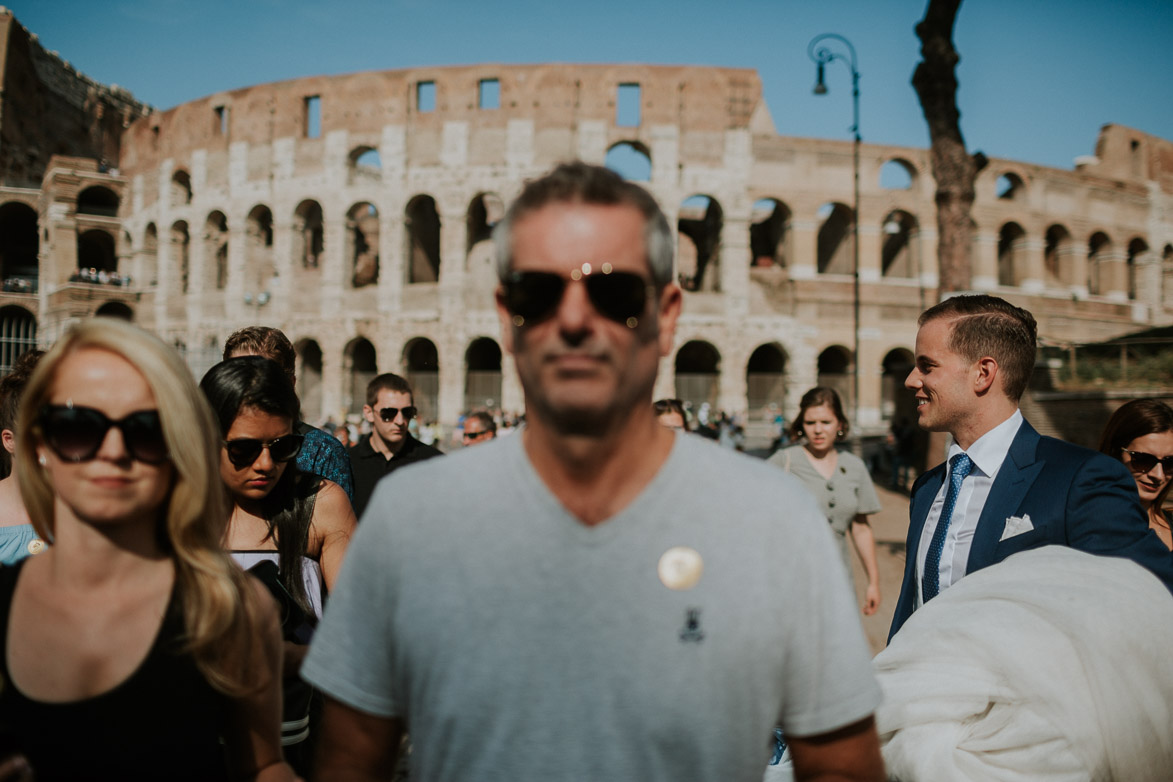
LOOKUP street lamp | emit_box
[808,33,862,435]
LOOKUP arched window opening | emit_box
[1163,244,1173,311]
[348,202,380,288]
[881,210,918,278]
[997,222,1026,287]
[674,340,720,419]
[750,199,791,269]
[1044,224,1072,288]
[294,200,324,269]
[996,172,1024,200]
[1127,238,1149,301]
[678,195,723,292]
[0,202,39,291]
[405,195,441,284]
[604,141,651,182]
[204,211,228,291]
[403,338,439,423]
[76,229,117,277]
[1087,232,1112,296]
[0,306,36,375]
[171,221,190,294]
[170,170,192,207]
[345,338,378,416]
[465,337,502,411]
[879,159,916,190]
[746,344,786,421]
[246,205,274,296]
[466,192,504,260]
[816,203,854,275]
[348,146,382,184]
[76,186,119,217]
[142,223,158,286]
[295,339,324,424]
[881,348,915,422]
[95,302,133,321]
[817,346,854,411]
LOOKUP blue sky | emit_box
[9,0,1172,171]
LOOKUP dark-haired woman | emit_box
[200,356,355,771]
[1098,398,1173,550]
[767,387,882,615]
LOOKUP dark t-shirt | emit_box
[349,433,443,518]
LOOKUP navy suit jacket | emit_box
[889,419,1173,641]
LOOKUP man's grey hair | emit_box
[493,161,674,288]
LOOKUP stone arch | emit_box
[750,198,791,269]
[76,229,117,274]
[348,145,381,184]
[76,185,119,217]
[1127,237,1149,300]
[142,222,158,286]
[817,345,854,411]
[405,195,441,284]
[1087,231,1112,296]
[996,171,1026,200]
[1164,244,1173,311]
[465,337,502,410]
[170,170,192,207]
[997,222,1026,287]
[295,338,324,423]
[204,210,229,291]
[674,340,720,414]
[879,158,917,190]
[344,337,378,416]
[347,201,380,288]
[677,195,723,292]
[1044,224,1073,288]
[170,220,190,294]
[0,202,38,287]
[0,305,36,374]
[881,210,919,278]
[881,348,915,422]
[466,192,504,272]
[95,301,133,321]
[293,200,324,269]
[245,204,274,296]
[403,337,439,422]
[746,343,787,420]
[817,202,854,275]
[604,141,651,182]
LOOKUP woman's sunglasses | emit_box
[38,404,169,465]
[223,434,305,468]
[501,268,652,327]
[1123,449,1173,475]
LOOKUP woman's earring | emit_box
[837,430,844,438]
[38,454,47,466]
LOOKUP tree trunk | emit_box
[913,0,983,294]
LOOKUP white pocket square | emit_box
[1000,514,1034,541]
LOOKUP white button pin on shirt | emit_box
[658,546,704,591]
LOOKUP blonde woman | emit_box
[0,320,294,781]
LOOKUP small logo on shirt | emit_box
[679,607,705,643]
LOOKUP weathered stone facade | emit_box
[1,10,1171,438]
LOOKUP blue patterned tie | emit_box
[921,453,973,603]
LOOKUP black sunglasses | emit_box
[223,434,305,468]
[502,268,652,327]
[38,404,169,465]
[463,429,492,440]
[378,406,417,423]
[1123,449,1173,474]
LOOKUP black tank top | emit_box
[0,560,231,781]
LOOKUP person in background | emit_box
[653,398,690,431]
[1098,399,1173,550]
[333,425,351,448]
[461,410,497,446]
[768,387,883,616]
[0,319,292,780]
[224,326,355,502]
[0,350,45,565]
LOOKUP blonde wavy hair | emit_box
[16,319,263,696]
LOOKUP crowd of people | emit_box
[67,268,132,287]
[0,161,1170,780]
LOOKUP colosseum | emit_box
[1,10,1171,443]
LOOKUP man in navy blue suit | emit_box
[889,294,1173,640]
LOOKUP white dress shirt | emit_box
[915,409,1024,607]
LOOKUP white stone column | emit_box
[788,218,818,279]
[1018,237,1046,293]
[972,231,999,290]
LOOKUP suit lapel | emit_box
[908,466,945,555]
[967,421,1044,571]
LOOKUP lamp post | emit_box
[808,33,861,435]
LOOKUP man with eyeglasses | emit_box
[460,410,496,446]
[348,372,442,518]
[304,162,883,782]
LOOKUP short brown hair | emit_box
[223,326,295,388]
[788,386,849,442]
[365,373,413,408]
[0,349,45,433]
[919,295,1037,401]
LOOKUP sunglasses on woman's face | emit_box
[38,404,169,465]
[223,434,305,468]
[501,268,652,327]
[1123,449,1173,474]
[378,406,417,423]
